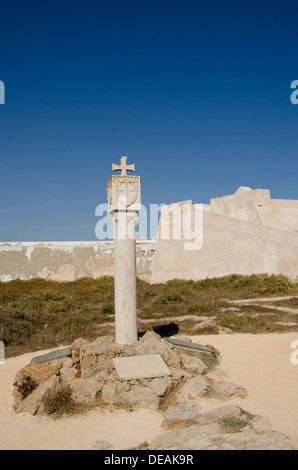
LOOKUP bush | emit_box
[219,417,248,434]
[256,274,294,294]
[187,302,211,313]
[100,303,115,316]
[216,315,258,328]
[0,310,33,345]
[43,385,76,417]
[8,291,73,316]
[195,273,294,295]
[152,292,183,305]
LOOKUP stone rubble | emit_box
[12,331,294,450]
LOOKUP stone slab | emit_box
[30,347,72,364]
[113,354,171,380]
[164,337,215,353]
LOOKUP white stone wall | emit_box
[152,188,298,283]
[210,187,298,231]
[0,240,155,282]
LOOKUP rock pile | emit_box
[13,332,245,414]
[12,331,294,450]
[148,405,293,450]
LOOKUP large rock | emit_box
[71,338,90,365]
[210,427,293,450]
[13,359,64,406]
[205,369,228,382]
[177,375,209,402]
[80,338,135,378]
[102,380,160,410]
[195,405,242,425]
[250,416,273,434]
[135,332,181,368]
[193,319,217,331]
[15,375,61,415]
[150,424,220,450]
[71,370,109,404]
[144,376,173,397]
[162,403,202,427]
[60,358,77,384]
[120,384,160,410]
[179,353,206,375]
[212,381,248,399]
[92,440,112,450]
[102,381,118,405]
[244,432,293,450]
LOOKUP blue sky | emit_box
[0,0,297,241]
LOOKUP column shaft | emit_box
[113,212,138,344]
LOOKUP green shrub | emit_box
[256,274,294,294]
[100,303,115,316]
[219,417,248,434]
[8,291,73,316]
[216,315,258,328]
[0,310,33,344]
[152,292,183,305]
[194,273,294,295]
[187,302,211,313]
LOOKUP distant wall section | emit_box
[152,200,298,283]
[0,240,156,282]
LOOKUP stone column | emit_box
[108,157,141,344]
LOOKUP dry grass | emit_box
[1,274,298,357]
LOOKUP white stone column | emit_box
[108,157,141,344]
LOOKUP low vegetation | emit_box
[0,273,297,357]
[219,416,250,434]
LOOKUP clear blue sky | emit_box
[0,0,297,241]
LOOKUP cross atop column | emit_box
[112,156,135,176]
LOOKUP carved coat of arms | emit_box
[108,176,140,210]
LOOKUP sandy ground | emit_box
[0,332,298,450]
[194,332,298,449]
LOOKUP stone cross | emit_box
[108,156,141,344]
[112,156,135,176]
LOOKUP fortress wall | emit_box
[210,187,298,231]
[0,240,156,282]
[152,205,298,283]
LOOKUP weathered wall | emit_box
[0,240,155,282]
[211,186,298,231]
[3,187,298,284]
[152,189,298,283]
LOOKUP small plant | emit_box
[216,315,258,328]
[219,417,248,434]
[199,346,221,372]
[100,303,115,316]
[131,441,149,450]
[187,302,211,313]
[43,385,77,417]
[240,408,255,421]
[152,292,183,305]
[0,310,33,345]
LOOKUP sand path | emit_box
[194,332,298,448]
[0,349,163,450]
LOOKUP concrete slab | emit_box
[113,354,171,380]
[30,347,72,364]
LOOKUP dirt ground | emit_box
[0,332,298,450]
